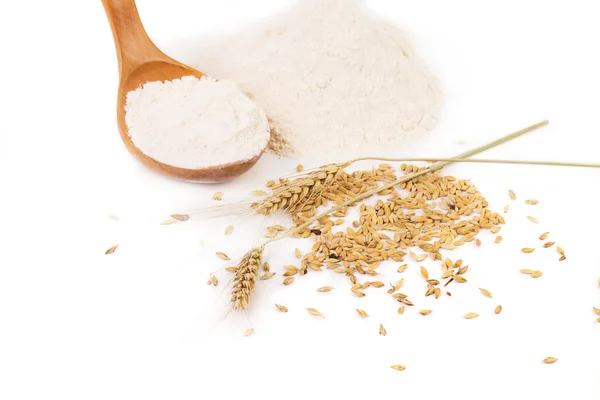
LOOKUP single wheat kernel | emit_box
[356,309,369,318]
[170,214,190,222]
[420,266,429,280]
[212,192,223,201]
[105,245,119,255]
[307,308,325,319]
[464,312,479,319]
[495,236,502,244]
[521,248,535,253]
[543,357,557,364]
[520,269,534,275]
[275,304,288,313]
[370,281,385,288]
[295,248,302,259]
[557,246,565,255]
[495,305,502,314]
[397,264,408,273]
[525,199,539,205]
[397,306,405,315]
[379,324,387,336]
[543,241,555,248]
[225,267,237,273]
[216,252,230,261]
[559,255,567,261]
[504,205,509,213]
[224,225,234,235]
[476,239,482,246]
[592,307,600,316]
[391,365,406,371]
[160,219,176,225]
[527,216,539,224]
[540,232,550,240]
[352,289,366,297]
[283,277,295,285]
[243,328,254,337]
[531,270,543,278]
[479,288,493,298]
[508,190,516,200]
[251,190,268,197]
[296,164,304,172]
[453,276,467,283]
[317,286,334,292]
[261,272,276,280]
[419,310,432,316]
[263,262,271,272]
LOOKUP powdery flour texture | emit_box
[186,0,443,161]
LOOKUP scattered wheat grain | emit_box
[356,309,369,318]
[307,308,325,319]
[275,304,288,313]
[105,245,119,255]
[464,312,479,319]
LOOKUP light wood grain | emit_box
[102,0,264,183]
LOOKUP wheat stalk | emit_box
[250,163,349,215]
[231,246,265,311]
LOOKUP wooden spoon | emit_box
[102,0,265,183]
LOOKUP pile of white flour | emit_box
[183,0,443,161]
[125,76,270,170]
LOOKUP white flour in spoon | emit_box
[180,0,443,161]
[125,76,270,169]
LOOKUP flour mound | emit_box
[187,0,443,161]
[125,76,270,170]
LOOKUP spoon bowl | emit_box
[102,0,265,182]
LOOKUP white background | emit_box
[1,1,600,399]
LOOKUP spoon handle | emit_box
[101,0,163,76]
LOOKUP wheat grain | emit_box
[171,214,190,221]
[296,164,304,172]
[479,288,493,298]
[508,190,516,200]
[379,324,387,336]
[397,264,408,273]
[531,270,543,278]
[307,308,325,318]
[504,205,509,213]
[216,252,230,261]
[391,365,406,371]
[283,277,295,285]
[419,310,432,316]
[543,241,555,248]
[527,216,539,224]
[224,225,234,235]
[543,357,557,364]
[225,267,237,273]
[495,236,502,244]
[356,309,369,318]
[464,312,479,319]
[540,232,550,240]
[398,306,405,314]
[495,305,502,314]
[275,304,288,313]
[317,286,334,292]
[557,246,565,255]
[243,328,254,337]
[420,266,429,280]
[525,199,539,205]
[593,307,600,316]
[295,248,302,259]
[212,192,223,201]
[520,269,534,274]
[521,248,535,253]
[207,274,218,286]
[260,272,275,280]
[105,245,119,255]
